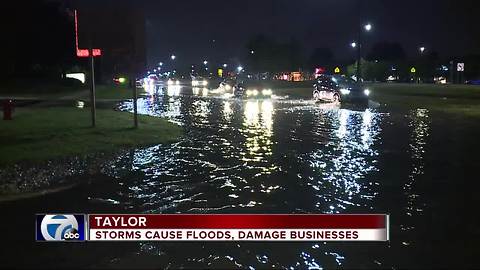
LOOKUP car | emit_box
[219,79,235,91]
[313,75,370,104]
[233,81,273,99]
[191,77,208,87]
[167,78,181,85]
[466,79,480,85]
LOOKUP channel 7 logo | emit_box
[36,214,86,241]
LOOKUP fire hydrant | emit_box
[2,99,14,120]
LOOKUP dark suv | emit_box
[313,75,370,104]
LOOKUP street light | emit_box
[364,23,372,32]
[250,50,255,54]
[223,63,228,68]
[354,22,373,81]
[203,60,208,65]
[419,47,426,54]
[171,54,176,60]
[159,62,163,66]
[237,66,243,73]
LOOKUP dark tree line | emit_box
[0,0,76,80]
[245,35,304,73]
[244,36,480,81]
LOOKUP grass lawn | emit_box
[94,85,147,100]
[368,83,480,117]
[0,107,182,165]
[0,80,146,101]
[0,81,84,99]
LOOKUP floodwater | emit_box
[1,84,480,269]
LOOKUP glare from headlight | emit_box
[225,84,232,91]
[364,89,371,96]
[203,80,208,86]
[340,88,351,95]
[246,90,253,96]
[262,89,272,96]
[252,89,259,96]
[192,80,198,86]
[168,79,174,85]
[176,80,180,85]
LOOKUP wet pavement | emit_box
[2,84,480,269]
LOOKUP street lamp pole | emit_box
[356,23,362,82]
[132,74,138,128]
[89,41,96,128]
[355,0,362,82]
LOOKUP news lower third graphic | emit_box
[36,214,389,242]
[36,214,86,241]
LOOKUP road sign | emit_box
[410,67,416,73]
[457,63,465,72]
[334,67,341,74]
[76,49,102,57]
[75,10,101,58]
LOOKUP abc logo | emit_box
[39,215,83,241]
[63,228,80,240]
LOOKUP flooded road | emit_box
[2,85,480,269]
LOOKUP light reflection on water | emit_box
[309,108,381,214]
[113,93,390,268]
[241,100,274,162]
[401,108,430,235]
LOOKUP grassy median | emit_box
[0,107,182,165]
[367,83,480,117]
[271,82,480,117]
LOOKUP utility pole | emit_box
[89,43,96,127]
[132,74,138,128]
[449,61,455,84]
[131,44,138,128]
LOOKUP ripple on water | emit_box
[110,94,387,268]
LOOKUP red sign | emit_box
[75,10,101,58]
[87,214,389,241]
[315,67,326,74]
[76,49,102,58]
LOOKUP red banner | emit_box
[89,214,386,229]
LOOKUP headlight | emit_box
[192,81,198,86]
[167,80,174,85]
[262,89,272,96]
[364,89,371,96]
[202,88,209,96]
[340,88,351,95]
[176,80,180,85]
[252,89,259,96]
[225,84,232,90]
[203,80,208,86]
[246,90,253,96]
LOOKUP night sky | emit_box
[141,0,479,68]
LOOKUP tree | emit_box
[366,42,406,62]
[246,35,304,73]
[0,0,76,78]
[418,51,440,82]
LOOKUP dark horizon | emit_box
[141,0,480,68]
[3,0,480,76]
